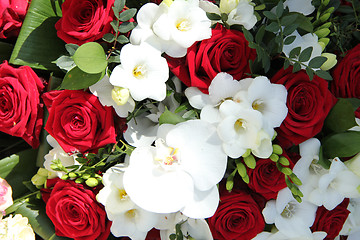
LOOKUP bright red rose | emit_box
[311,199,350,240]
[331,44,360,118]
[167,24,256,93]
[55,0,115,45]
[0,61,44,148]
[271,67,337,148]
[0,0,29,39]
[43,90,116,153]
[247,155,292,200]
[44,179,111,240]
[208,189,265,240]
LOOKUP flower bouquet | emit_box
[1,0,360,239]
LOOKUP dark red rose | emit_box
[271,67,337,148]
[247,155,292,200]
[0,61,44,148]
[331,44,360,118]
[45,179,111,240]
[0,0,29,39]
[311,199,350,240]
[208,189,265,240]
[43,90,116,153]
[55,0,115,45]
[167,24,256,93]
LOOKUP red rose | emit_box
[271,67,337,148]
[167,24,256,93]
[44,179,111,240]
[247,156,291,200]
[208,189,265,240]
[311,199,350,240]
[43,90,116,153]
[331,44,360,118]
[55,0,115,45]
[0,0,29,39]
[0,61,44,148]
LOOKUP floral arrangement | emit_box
[1,0,360,239]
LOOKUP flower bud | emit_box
[345,153,360,177]
[162,0,173,7]
[320,13,331,22]
[31,174,46,186]
[85,178,99,187]
[244,155,256,169]
[220,0,239,14]
[68,172,77,179]
[37,168,48,177]
[320,53,337,71]
[272,144,283,155]
[111,86,130,106]
[314,28,330,38]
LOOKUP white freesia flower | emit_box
[284,0,315,16]
[0,178,12,214]
[89,75,135,118]
[110,43,169,101]
[97,167,162,240]
[123,120,227,218]
[283,31,323,69]
[158,212,213,240]
[0,214,35,240]
[131,0,211,57]
[43,135,79,179]
[253,230,327,240]
[262,188,318,238]
[308,157,360,210]
[340,198,360,236]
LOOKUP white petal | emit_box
[200,105,221,124]
[124,115,158,147]
[208,72,242,104]
[185,87,211,109]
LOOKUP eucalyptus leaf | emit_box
[280,14,298,26]
[265,22,280,33]
[315,69,333,80]
[206,12,221,21]
[276,0,284,17]
[118,22,137,33]
[65,44,78,56]
[324,98,357,133]
[263,11,277,20]
[305,67,314,80]
[117,35,129,44]
[9,0,66,71]
[283,24,298,36]
[102,33,116,43]
[60,67,105,90]
[284,35,296,45]
[159,108,186,125]
[298,46,313,62]
[73,42,107,74]
[55,55,75,71]
[289,47,301,58]
[308,56,327,68]
[322,131,360,158]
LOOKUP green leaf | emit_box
[325,98,357,133]
[347,98,360,111]
[283,24,298,36]
[0,42,14,62]
[9,0,67,71]
[305,67,314,80]
[293,13,313,32]
[15,202,71,240]
[308,56,327,68]
[276,0,284,17]
[60,67,105,90]
[73,42,107,74]
[284,35,296,45]
[298,46,313,62]
[292,62,301,72]
[289,47,301,58]
[0,149,38,198]
[315,69,333,80]
[65,44,78,56]
[284,59,290,69]
[119,8,137,22]
[159,108,186,125]
[322,131,360,158]
[117,35,129,44]
[255,25,266,43]
[265,22,280,32]
[102,33,116,43]
[263,11,277,20]
[242,28,254,43]
[280,14,298,26]
[206,12,221,21]
[118,22,137,33]
[114,0,125,13]
[55,55,75,71]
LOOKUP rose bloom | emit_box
[311,198,350,240]
[208,188,265,240]
[43,179,110,240]
[247,156,291,200]
[0,61,44,148]
[55,0,115,45]
[331,44,360,118]
[0,0,29,39]
[167,24,256,93]
[271,67,337,148]
[0,177,13,214]
[42,90,116,153]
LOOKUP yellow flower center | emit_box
[132,65,147,79]
[176,19,191,32]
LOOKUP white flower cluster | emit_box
[0,214,35,240]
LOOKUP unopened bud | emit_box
[68,172,77,179]
[320,13,331,22]
[242,149,251,158]
[244,155,256,169]
[270,153,279,162]
[111,87,130,106]
[236,162,247,177]
[272,144,283,155]
[85,178,99,187]
[31,174,46,186]
[315,28,330,38]
[37,168,48,177]
[279,156,290,166]
[75,178,85,184]
[320,53,337,71]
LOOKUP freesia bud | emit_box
[112,87,130,106]
[320,53,337,70]
[220,0,239,14]
[315,28,330,38]
[345,153,360,177]
[31,174,46,186]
